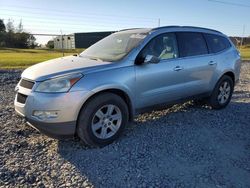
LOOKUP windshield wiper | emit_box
[89,57,103,62]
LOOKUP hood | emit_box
[21,56,112,81]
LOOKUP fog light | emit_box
[33,110,58,120]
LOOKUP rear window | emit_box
[204,33,231,53]
[176,32,208,58]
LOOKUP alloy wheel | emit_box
[217,81,231,104]
[91,104,122,139]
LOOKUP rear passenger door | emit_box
[174,32,216,96]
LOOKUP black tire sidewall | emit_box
[77,93,129,147]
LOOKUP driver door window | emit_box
[141,33,178,61]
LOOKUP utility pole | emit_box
[158,18,161,27]
[240,25,245,50]
[60,30,64,57]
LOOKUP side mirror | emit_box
[144,55,160,64]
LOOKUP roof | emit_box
[152,26,222,34]
[118,26,223,35]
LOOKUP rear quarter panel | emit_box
[211,47,241,90]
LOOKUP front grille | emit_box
[17,93,28,104]
[19,79,34,89]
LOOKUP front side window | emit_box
[80,31,148,62]
[176,32,208,57]
[139,33,179,60]
[204,33,231,53]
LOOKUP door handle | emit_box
[174,66,183,71]
[208,61,217,65]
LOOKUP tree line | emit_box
[0,19,37,48]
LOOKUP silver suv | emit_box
[15,26,241,147]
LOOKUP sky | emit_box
[0,0,250,45]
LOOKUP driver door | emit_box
[135,32,186,109]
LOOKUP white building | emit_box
[54,35,75,49]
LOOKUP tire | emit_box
[77,92,129,147]
[208,75,234,109]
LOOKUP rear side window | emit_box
[176,32,208,57]
[204,33,231,53]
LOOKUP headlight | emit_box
[35,73,83,93]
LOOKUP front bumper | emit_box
[26,118,76,138]
[14,81,94,138]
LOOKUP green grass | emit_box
[0,48,84,69]
[0,46,249,69]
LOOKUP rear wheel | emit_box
[77,92,129,147]
[208,75,234,109]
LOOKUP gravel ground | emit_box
[1,63,250,188]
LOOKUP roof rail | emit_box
[181,26,222,34]
[152,26,222,34]
[118,28,145,32]
[152,25,181,31]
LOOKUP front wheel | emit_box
[77,92,129,147]
[208,75,234,109]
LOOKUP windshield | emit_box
[80,31,148,62]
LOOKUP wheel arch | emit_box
[222,71,235,84]
[77,87,135,125]
[211,71,235,93]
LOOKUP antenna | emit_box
[158,18,161,27]
[60,30,64,57]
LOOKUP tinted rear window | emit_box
[204,33,231,53]
[176,32,208,57]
